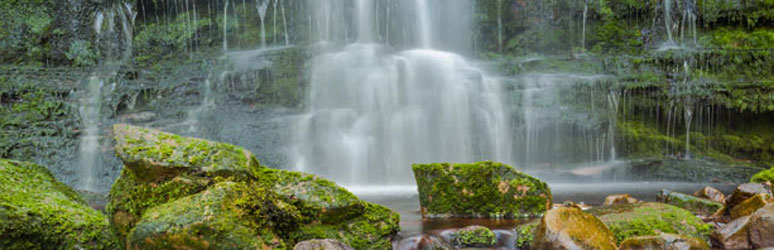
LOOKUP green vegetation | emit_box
[589,202,713,244]
[751,167,774,183]
[451,226,497,247]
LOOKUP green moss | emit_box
[515,223,537,248]
[290,203,400,250]
[412,161,551,218]
[657,189,725,216]
[0,158,118,249]
[751,167,774,183]
[589,202,713,244]
[451,226,496,247]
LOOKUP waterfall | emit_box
[223,0,229,52]
[582,0,588,51]
[257,0,271,48]
[664,0,675,46]
[280,0,289,45]
[78,75,103,191]
[289,0,511,187]
[497,0,503,52]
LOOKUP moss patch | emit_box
[589,202,713,244]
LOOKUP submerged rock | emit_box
[533,207,618,250]
[412,161,551,218]
[619,233,709,250]
[604,194,639,206]
[450,226,497,248]
[589,202,713,244]
[726,183,772,209]
[657,189,724,217]
[693,186,726,204]
[0,159,118,249]
[108,125,400,249]
[294,239,354,250]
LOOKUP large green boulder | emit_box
[533,207,618,250]
[0,159,118,249]
[289,202,400,249]
[127,181,297,249]
[412,161,551,218]
[588,202,713,244]
[107,124,263,240]
[619,233,710,250]
[450,226,497,248]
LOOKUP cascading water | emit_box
[256,0,270,48]
[289,0,511,187]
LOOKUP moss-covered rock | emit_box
[619,233,710,250]
[449,226,496,248]
[589,202,713,244]
[657,189,725,217]
[533,207,618,250]
[127,181,295,249]
[412,161,551,218]
[112,124,262,182]
[0,159,118,249]
[514,222,538,249]
[726,183,773,209]
[261,168,365,223]
[730,193,770,219]
[751,167,774,183]
[289,202,400,250]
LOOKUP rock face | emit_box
[589,202,713,244]
[712,215,752,249]
[619,233,710,250]
[450,226,497,248]
[604,194,639,206]
[712,203,774,249]
[0,159,118,249]
[533,207,618,250]
[294,239,354,250]
[693,186,726,204]
[749,203,774,249]
[412,161,551,218]
[107,124,400,249]
[729,193,769,219]
[657,189,725,217]
[726,183,772,209]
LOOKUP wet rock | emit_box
[128,181,294,249]
[118,111,157,123]
[726,183,772,209]
[589,202,712,244]
[657,189,724,217]
[0,159,118,249]
[749,203,774,249]
[289,202,400,249]
[604,194,639,206]
[711,215,752,249]
[533,207,618,250]
[450,226,497,248]
[395,235,451,250]
[412,161,551,218]
[294,239,354,250]
[619,233,709,250]
[729,193,770,219]
[693,186,726,204]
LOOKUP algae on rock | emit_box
[588,202,713,244]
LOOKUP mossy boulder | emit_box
[589,202,713,244]
[730,193,770,219]
[0,159,118,249]
[514,222,538,249]
[289,202,400,249]
[657,189,725,217]
[112,124,262,182]
[412,161,551,218]
[619,233,710,250]
[261,168,365,223]
[450,226,496,248]
[726,183,773,209]
[751,167,774,183]
[127,181,295,249]
[533,207,618,250]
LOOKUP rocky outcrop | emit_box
[589,202,713,244]
[0,159,118,249]
[107,124,399,249]
[533,207,618,250]
[729,193,770,219]
[619,233,709,250]
[604,194,638,206]
[712,202,774,249]
[749,203,774,249]
[726,183,772,209]
[694,186,726,204]
[712,215,752,249]
[657,189,725,217]
[412,161,551,218]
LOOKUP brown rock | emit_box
[729,193,769,219]
[533,207,618,250]
[749,203,774,249]
[693,186,726,204]
[711,215,751,250]
[619,233,709,250]
[294,239,354,250]
[604,194,639,206]
[726,183,772,210]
